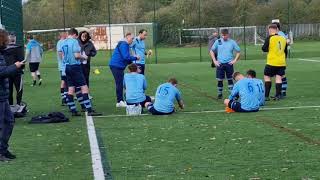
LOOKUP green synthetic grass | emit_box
[0,41,319,179]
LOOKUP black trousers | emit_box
[8,74,23,105]
[81,62,91,87]
[0,101,15,154]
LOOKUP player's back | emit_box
[236,78,260,111]
[252,78,265,106]
[62,38,80,65]
[124,73,146,103]
[154,83,181,113]
[267,34,287,67]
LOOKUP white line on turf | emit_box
[86,113,105,180]
[94,105,320,118]
[299,58,320,62]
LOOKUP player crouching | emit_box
[224,72,260,113]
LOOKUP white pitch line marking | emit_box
[299,58,320,62]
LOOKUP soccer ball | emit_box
[94,69,101,75]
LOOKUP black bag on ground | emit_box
[30,112,69,124]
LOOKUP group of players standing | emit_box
[209,20,290,113]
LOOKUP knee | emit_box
[224,99,230,106]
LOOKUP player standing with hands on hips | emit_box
[0,29,25,161]
[210,29,241,99]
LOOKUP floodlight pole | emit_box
[198,0,202,62]
[153,0,158,64]
[62,0,65,29]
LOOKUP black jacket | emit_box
[78,40,97,62]
[4,43,24,65]
[0,48,18,102]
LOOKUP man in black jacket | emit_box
[0,29,24,161]
[5,32,24,105]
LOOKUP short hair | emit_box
[26,34,33,40]
[272,22,281,30]
[128,63,138,72]
[168,77,178,85]
[68,28,78,36]
[0,29,9,47]
[125,32,132,37]
[221,29,229,35]
[246,69,256,78]
[232,72,241,80]
[268,24,278,30]
[139,29,147,34]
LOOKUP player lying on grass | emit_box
[224,72,260,113]
[124,64,152,108]
[246,69,265,106]
[145,78,184,115]
[262,24,288,101]
[210,29,241,99]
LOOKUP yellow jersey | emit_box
[262,34,287,67]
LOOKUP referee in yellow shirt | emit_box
[262,24,288,101]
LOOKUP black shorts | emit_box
[264,65,286,77]
[65,65,87,87]
[147,104,174,115]
[228,100,259,113]
[216,63,234,80]
[29,62,40,72]
[60,71,67,81]
[127,96,152,108]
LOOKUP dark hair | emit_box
[168,77,178,85]
[68,28,78,36]
[221,29,229,35]
[139,29,147,34]
[26,34,33,40]
[79,31,91,42]
[272,22,281,30]
[0,29,9,47]
[128,63,138,72]
[246,69,256,78]
[268,24,278,30]
[232,72,241,80]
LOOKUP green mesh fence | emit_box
[1,0,23,45]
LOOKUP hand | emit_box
[82,54,88,60]
[136,56,141,60]
[179,104,185,109]
[15,61,24,69]
[213,60,221,67]
[228,60,237,65]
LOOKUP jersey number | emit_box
[158,87,169,96]
[247,83,254,93]
[256,83,264,93]
[278,41,282,51]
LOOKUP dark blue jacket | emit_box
[0,48,18,102]
[109,41,138,70]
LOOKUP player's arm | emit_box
[284,41,288,58]
[143,77,147,90]
[121,43,139,62]
[262,36,270,52]
[210,41,220,67]
[176,91,184,109]
[73,42,87,60]
[228,84,239,100]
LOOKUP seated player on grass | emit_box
[246,69,265,106]
[145,78,184,115]
[224,72,260,113]
[124,64,152,108]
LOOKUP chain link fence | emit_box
[23,0,320,63]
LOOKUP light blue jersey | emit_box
[154,83,182,113]
[131,37,146,65]
[229,78,260,111]
[57,39,65,71]
[124,73,147,104]
[278,31,288,39]
[61,38,81,65]
[211,38,240,63]
[252,78,265,106]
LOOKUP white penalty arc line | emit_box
[86,114,105,180]
[299,58,320,62]
[94,105,320,118]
